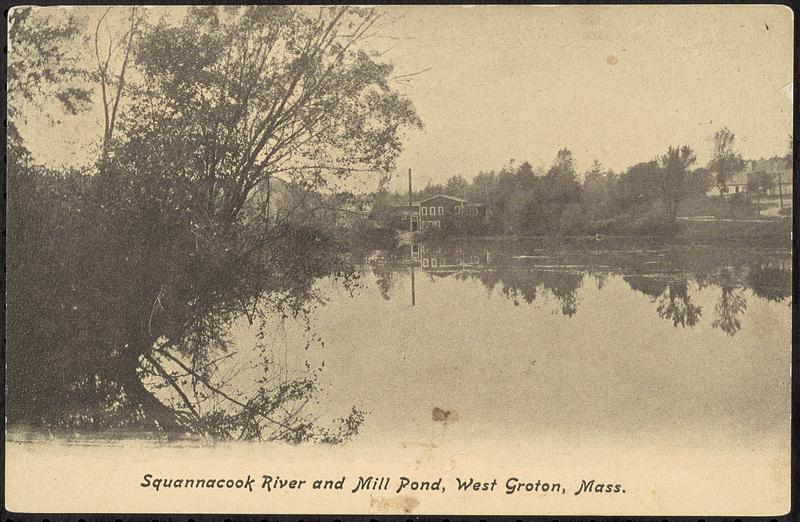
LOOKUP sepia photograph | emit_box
[4,4,794,516]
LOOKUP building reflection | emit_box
[364,241,792,334]
[410,242,489,273]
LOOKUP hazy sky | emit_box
[379,5,793,191]
[17,5,793,192]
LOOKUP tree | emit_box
[7,6,92,158]
[6,7,100,427]
[541,149,581,232]
[747,169,776,215]
[620,160,660,206]
[552,148,575,175]
[544,148,580,201]
[585,159,602,178]
[515,161,537,190]
[445,175,469,198]
[93,6,147,169]
[6,5,421,440]
[658,145,696,224]
[581,160,611,219]
[469,170,497,203]
[709,127,745,191]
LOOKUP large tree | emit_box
[7,6,421,441]
[658,145,696,224]
[709,126,745,191]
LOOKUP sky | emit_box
[15,5,794,193]
[378,5,793,191]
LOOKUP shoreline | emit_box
[396,217,792,250]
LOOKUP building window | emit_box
[455,206,461,214]
[411,244,419,259]
[431,258,438,267]
[735,186,740,193]
[438,206,444,215]
[429,206,436,215]
[421,207,427,216]
[422,258,429,268]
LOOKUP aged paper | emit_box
[5,4,793,516]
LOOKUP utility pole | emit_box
[411,266,416,306]
[408,168,414,232]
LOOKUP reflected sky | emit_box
[235,241,791,449]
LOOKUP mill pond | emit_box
[232,238,791,450]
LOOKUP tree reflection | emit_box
[747,264,792,303]
[376,242,792,336]
[457,269,582,316]
[712,285,747,336]
[655,281,703,328]
[539,271,582,316]
[623,275,668,299]
[624,276,703,328]
[371,265,397,300]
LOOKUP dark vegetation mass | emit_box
[7,6,420,440]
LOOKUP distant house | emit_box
[392,194,488,231]
[416,195,488,230]
[705,171,749,198]
[706,158,793,199]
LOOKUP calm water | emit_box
[234,240,791,448]
[8,240,790,515]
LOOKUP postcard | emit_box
[4,4,793,516]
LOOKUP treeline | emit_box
[377,128,791,236]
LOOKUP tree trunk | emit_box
[108,348,186,433]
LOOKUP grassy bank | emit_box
[674,218,792,247]
[432,217,792,250]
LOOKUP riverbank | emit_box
[403,216,792,250]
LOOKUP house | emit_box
[705,158,793,200]
[390,194,488,231]
[416,195,488,230]
[705,171,749,198]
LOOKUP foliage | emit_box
[709,126,745,190]
[7,5,421,440]
[7,7,92,123]
[7,6,92,161]
[658,145,696,224]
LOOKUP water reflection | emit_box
[367,239,791,336]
